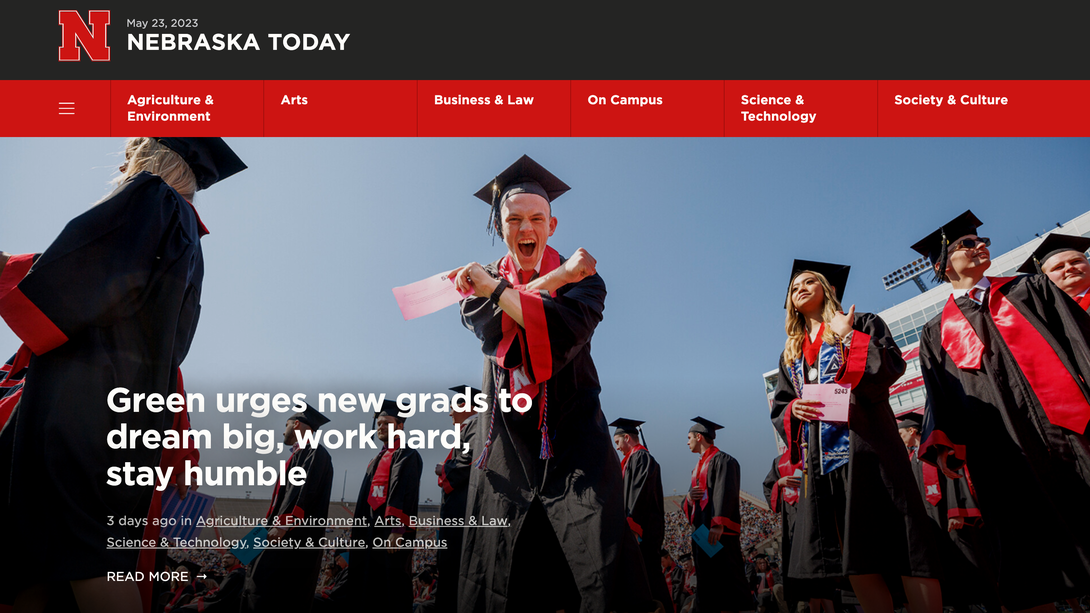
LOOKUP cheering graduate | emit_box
[897,414,1000,610]
[612,418,672,611]
[0,137,244,613]
[1018,233,1090,308]
[433,385,481,613]
[452,155,654,612]
[241,404,335,612]
[346,399,423,612]
[913,210,1090,610]
[683,416,751,613]
[770,260,941,613]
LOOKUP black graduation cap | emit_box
[155,137,247,190]
[449,385,483,407]
[1017,233,1090,274]
[474,155,570,235]
[609,417,644,438]
[897,413,923,430]
[785,259,850,309]
[292,403,330,429]
[372,398,407,426]
[610,417,649,448]
[910,210,983,283]
[678,552,692,562]
[689,416,723,440]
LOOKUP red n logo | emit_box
[58,10,110,61]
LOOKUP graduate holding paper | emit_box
[450,155,654,613]
[769,260,941,613]
[683,416,751,613]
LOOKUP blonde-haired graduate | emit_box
[0,138,244,613]
[769,260,942,613]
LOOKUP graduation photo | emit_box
[1,138,1089,613]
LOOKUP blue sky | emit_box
[2,138,1088,503]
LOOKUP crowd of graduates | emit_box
[762,211,1090,613]
[5,143,1090,613]
[154,484,782,613]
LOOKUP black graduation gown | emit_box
[0,172,205,585]
[179,564,246,612]
[0,350,26,603]
[918,275,1090,609]
[683,450,751,613]
[435,414,478,613]
[770,313,940,581]
[762,459,793,586]
[762,456,835,603]
[622,447,671,611]
[458,257,652,613]
[346,445,423,612]
[664,563,685,613]
[907,453,999,607]
[241,444,334,613]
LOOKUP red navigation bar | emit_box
[2,80,1087,137]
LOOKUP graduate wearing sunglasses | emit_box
[914,210,1090,612]
[770,260,942,613]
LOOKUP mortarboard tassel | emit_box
[539,382,553,460]
[933,227,949,283]
[487,179,500,245]
[474,363,501,470]
[639,426,649,451]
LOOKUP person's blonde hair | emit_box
[115,137,197,200]
[783,270,844,365]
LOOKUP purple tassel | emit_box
[538,382,553,459]
[475,364,501,470]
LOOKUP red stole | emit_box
[915,448,942,505]
[368,443,399,510]
[691,446,720,510]
[802,323,825,366]
[0,344,31,431]
[770,450,801,511]
[941,277,1090,433]
[620,445,647,476]
[1078,291,1090,312]
[438,449,454,493]
[433,449,451,490]
[495,246,562,398]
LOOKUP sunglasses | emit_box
[948,237,991,252]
